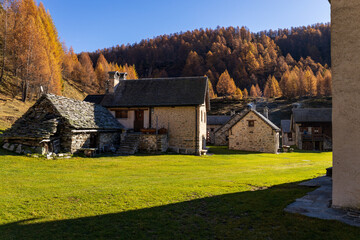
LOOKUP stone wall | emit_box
[282,131,295,146]
[207,124,222,145]
[214,112,245,146]
[99,132,120,152]
[70,133,91,153]
[151,106,199,154]
[332,0,360,208]
[229,111,279,153]
[138,134,168,153]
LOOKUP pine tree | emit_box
[323,69,332,96]
[207,79,216,99]
[255,84,262,97]
[182,51,204,76]
[79,52,96,86]
[216,70,236,96]
[243,88,249,99]
[235,88,243,99]
[264,75,282,98]
[250,85,257,98]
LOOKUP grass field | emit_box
[0,147,359,239]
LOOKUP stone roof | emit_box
[293,108,332,123]
[85,77,209,109]
[207,115,231,125]
[281,120,291,133]
[45,94,124,130]
[3,94,123,140]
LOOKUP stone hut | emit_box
[228,109,280,153]
[85,74,210,155]
[2,94,123,155]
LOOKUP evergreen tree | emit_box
[250,85,257,98]
[264,75,282,98]
[216,70,236,96]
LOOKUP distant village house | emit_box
[290,108,332,151]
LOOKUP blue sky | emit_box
[39,0,330,53]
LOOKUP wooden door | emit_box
[134,110,144,132]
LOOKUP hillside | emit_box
[209,97,332,127]
[89,23,331,98]
[0,76,86,131]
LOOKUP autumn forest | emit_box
[0,0,331,101]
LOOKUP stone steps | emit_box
[116,134,141,155]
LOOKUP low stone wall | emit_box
[2,142,45,155]
[138,134,168,153]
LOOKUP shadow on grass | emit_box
[1,182,359,240]
[207,146,264,155]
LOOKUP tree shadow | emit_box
[1,182,359,240]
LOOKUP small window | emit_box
[201,110,203,122]
[115,110,128,119]
[248,120,255,127]
[210,128,214,132]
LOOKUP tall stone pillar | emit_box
[332,0,360,208]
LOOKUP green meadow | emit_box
[0,147,359,239]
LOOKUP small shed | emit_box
[228,109,280,153]
[2,94,124,155]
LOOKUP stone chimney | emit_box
[263,106,269,119]
[106,71,127,93]
[247,102,256,110]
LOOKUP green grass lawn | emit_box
[0,146,359,239]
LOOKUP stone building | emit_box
[85,74,210,155]
[206,115,231,145]
[290,108,332,151]
[2,94,123,154]
[227,108,280,153]
[281,120,295,146]
[331,0,360,209]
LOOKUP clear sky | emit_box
[38,0,331,53]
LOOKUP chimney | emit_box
[106,71,127,94]
[247,102,256,110]
[263,106,269,119]
[230,110,236,116]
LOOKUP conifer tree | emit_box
[182,51,204,76]
[264,75,282,98]
[235,88,243,99]
[216,70,236,96]
[255,84,262,97]
[242,88,248,99]
[250,85,257,98]
[79,52,96,86]
[323,69,332,96]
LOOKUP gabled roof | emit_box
[3,94,123,140]
[293,108,332,123]
[281,120,291,133]
[86,77,209,109]
[45,94,124,130]
[227,109,280,132]
[215,109,280,135]
[207,115,231,125]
